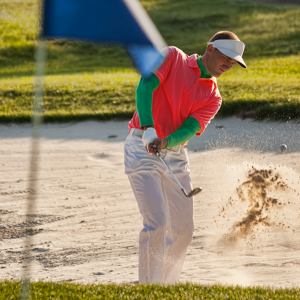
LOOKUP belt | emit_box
[131,128,185,153]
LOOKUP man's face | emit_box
[206,46,237,78]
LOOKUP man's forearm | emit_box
[136,73,160,128]
[166,117,200,148]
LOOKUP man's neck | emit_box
[200,55,209,74]
[198,55,212,79]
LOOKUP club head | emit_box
[187,187,202,197]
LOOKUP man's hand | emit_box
[142,128,158,152]
[148,138,168,155]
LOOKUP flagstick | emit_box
[20,39,46,300]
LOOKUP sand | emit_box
[1,117,300,287]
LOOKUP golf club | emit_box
[153,148,202,197]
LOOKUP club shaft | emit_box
[156,153,188,197]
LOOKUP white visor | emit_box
[208,39,247,68]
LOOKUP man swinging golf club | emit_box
[124,31,247,284]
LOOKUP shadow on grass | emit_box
[1,102,300,124]
[219,101,300,121]
[0,110,135,124]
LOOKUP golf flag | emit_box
[42,0,167,77]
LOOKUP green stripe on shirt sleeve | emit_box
[136,72,160,128]
[166,116,200,149]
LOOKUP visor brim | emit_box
[216,47,247,69]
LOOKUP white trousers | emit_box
[124,129,194,284]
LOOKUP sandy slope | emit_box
[0,117,300,287]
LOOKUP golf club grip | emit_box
[153,148,159,155]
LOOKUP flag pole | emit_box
[20,39,46,300]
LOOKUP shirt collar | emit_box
[187,54,199,69]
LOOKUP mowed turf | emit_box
[0,0,300,122]
[1,281,300,300]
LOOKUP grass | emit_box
[0,72,138,122]
[1,281,300,300]
[0,0,300,123]
[1,56,299,123]
[218,55,300,119]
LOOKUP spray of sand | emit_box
[216,163,300,248]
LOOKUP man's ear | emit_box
[206,44,214,53]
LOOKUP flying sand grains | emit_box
[217,165,300,248]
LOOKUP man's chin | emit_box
[213,72,222,78]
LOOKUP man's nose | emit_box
[224,61,232,70]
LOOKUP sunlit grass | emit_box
[1,54,299,122]
[217,55,300,119]
[1,281,300,300]
[0,0,300,122]
[0,72,138,122]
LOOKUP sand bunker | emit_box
[1,118,300,287]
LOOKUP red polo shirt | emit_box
[128,46,222,138]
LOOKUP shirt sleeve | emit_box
[153,47,177,84]
[190,80,222,136]
[136,72,160,128]
[135,47,177,128]
[166,117,200,148]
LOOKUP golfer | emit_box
[124,31,247,284]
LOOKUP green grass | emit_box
[218,55,300,119]
[1,281,300,300]
[0,72,138,122]
[0,0,300,122]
